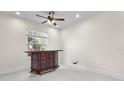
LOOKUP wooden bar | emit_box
[25,50,63,75]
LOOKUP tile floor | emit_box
[0,65,119,81]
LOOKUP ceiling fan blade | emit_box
[53,22,57,26]
[36,14,48,19]
[54,18,65,21]
[41,20,48,24]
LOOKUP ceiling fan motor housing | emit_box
[48,16,54,21]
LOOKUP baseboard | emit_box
[0,63,30,75]
[67,64,124,80]
[85,65,124,80]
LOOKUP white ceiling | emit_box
[1,11,102,29]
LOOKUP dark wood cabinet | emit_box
[25,50,62,75]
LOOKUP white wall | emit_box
[61,12,124,80]
[0,14,61,75]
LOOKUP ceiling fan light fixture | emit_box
[52,20,55,24]
[47,20,52,24]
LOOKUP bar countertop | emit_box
[24,50,63,53]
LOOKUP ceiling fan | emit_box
[36,11,65,27]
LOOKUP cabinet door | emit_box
[39,53,47,70]
[32,53,39,70]
[48,52,55,68]
[40,61,46,70]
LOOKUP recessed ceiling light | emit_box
[16,12,20,15]
[76,14,79,18]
